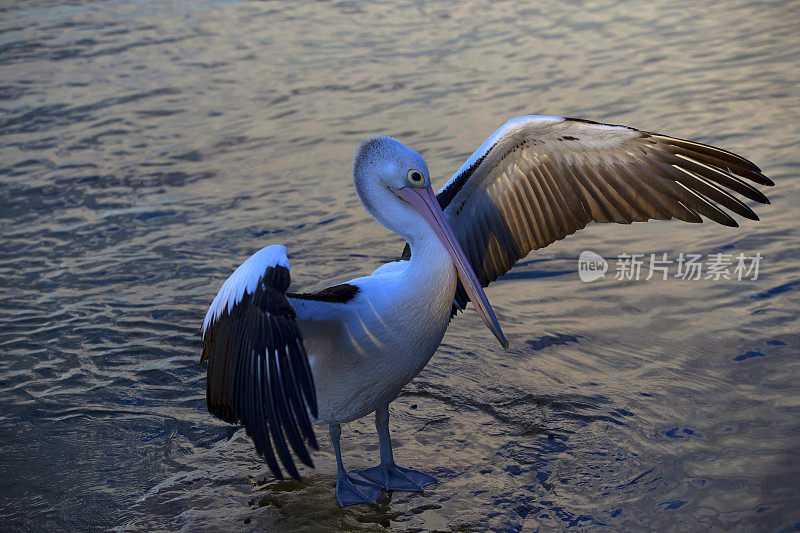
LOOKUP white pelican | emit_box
[200,115,772,506]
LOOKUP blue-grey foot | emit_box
[335,472,383,506]
[359,463,437,492]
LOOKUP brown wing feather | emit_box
[429,116,772,312]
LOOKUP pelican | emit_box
[200,115,772,506]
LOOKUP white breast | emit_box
[292,241,457,424]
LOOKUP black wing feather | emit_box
[201,264,318,480]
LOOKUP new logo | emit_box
[578,251,608,282]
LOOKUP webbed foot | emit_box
[359,463,437,492]
[335,472,383,506]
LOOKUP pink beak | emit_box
[392,185,509,349]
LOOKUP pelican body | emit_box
[291,242,457,425]
[200,115,772,506]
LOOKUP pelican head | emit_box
[352,135,508,349]
[352,135,432,240]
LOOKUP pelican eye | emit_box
[407,169,424,186]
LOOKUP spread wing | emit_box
[201,244,318,480]
[415,115,773,312]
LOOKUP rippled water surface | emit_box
[1,1,799,531]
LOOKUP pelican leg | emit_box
[359,404,437,492]
[329,423,382,506]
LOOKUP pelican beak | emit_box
[391,185,509,349]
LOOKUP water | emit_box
[1,0,798,530]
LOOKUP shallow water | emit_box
[1,0,799,531]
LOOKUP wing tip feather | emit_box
[202,251,319,481]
